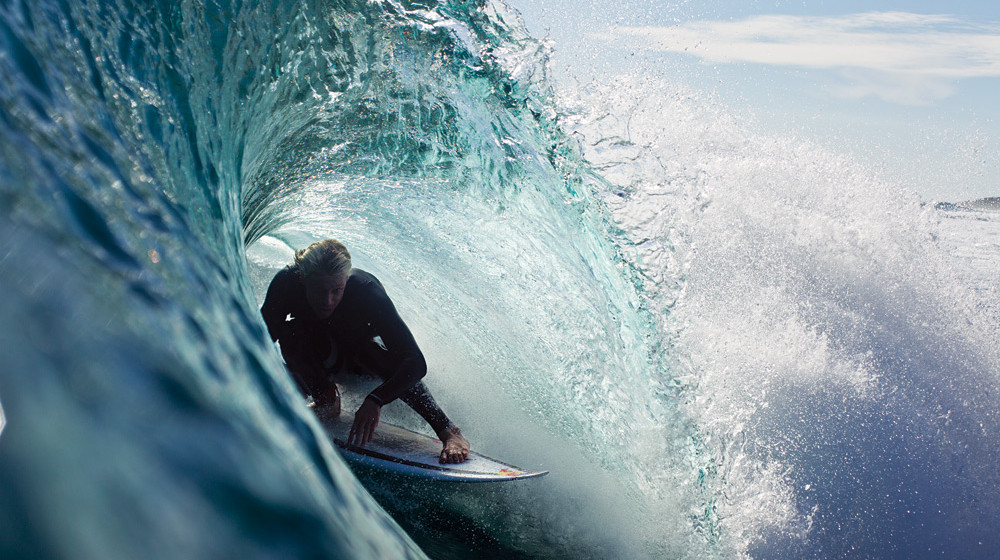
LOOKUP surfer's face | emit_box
[305,274,347,319]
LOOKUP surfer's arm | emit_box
[365,283,427,405]
[260,269,316,396]
[260,268,294,342]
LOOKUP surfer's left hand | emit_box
[348,396,381,447]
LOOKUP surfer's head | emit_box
[296,239,352,319]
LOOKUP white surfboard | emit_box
[320,415,548,482]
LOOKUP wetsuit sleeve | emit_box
[260,268,293,343]
[365,282,427,405]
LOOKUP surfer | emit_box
[260,239,470,464]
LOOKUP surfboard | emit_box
[320,414,548,482]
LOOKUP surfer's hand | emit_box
[348,396,381,448]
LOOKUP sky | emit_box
[504,0,1000,202]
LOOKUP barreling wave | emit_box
[4,0,999,558]
[0,0,703,559]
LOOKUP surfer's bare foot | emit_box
[438,424,470,464]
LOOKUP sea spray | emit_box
[558,72,1000,558]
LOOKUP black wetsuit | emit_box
[261,265,450,433]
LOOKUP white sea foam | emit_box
[557,72,1000,557]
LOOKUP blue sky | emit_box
[506,0,1000,201]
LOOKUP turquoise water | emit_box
[2,1,999,558]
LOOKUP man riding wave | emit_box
[260,239,470,464]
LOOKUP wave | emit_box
[2,0,999,559]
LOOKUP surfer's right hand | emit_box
[348,396,381,448]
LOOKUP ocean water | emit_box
[1,1,998,559]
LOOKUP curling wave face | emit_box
[0,0,689,558]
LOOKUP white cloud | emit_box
[831,69,957,106]
[600,12,1000,105]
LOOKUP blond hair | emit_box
[294,239,352,279]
